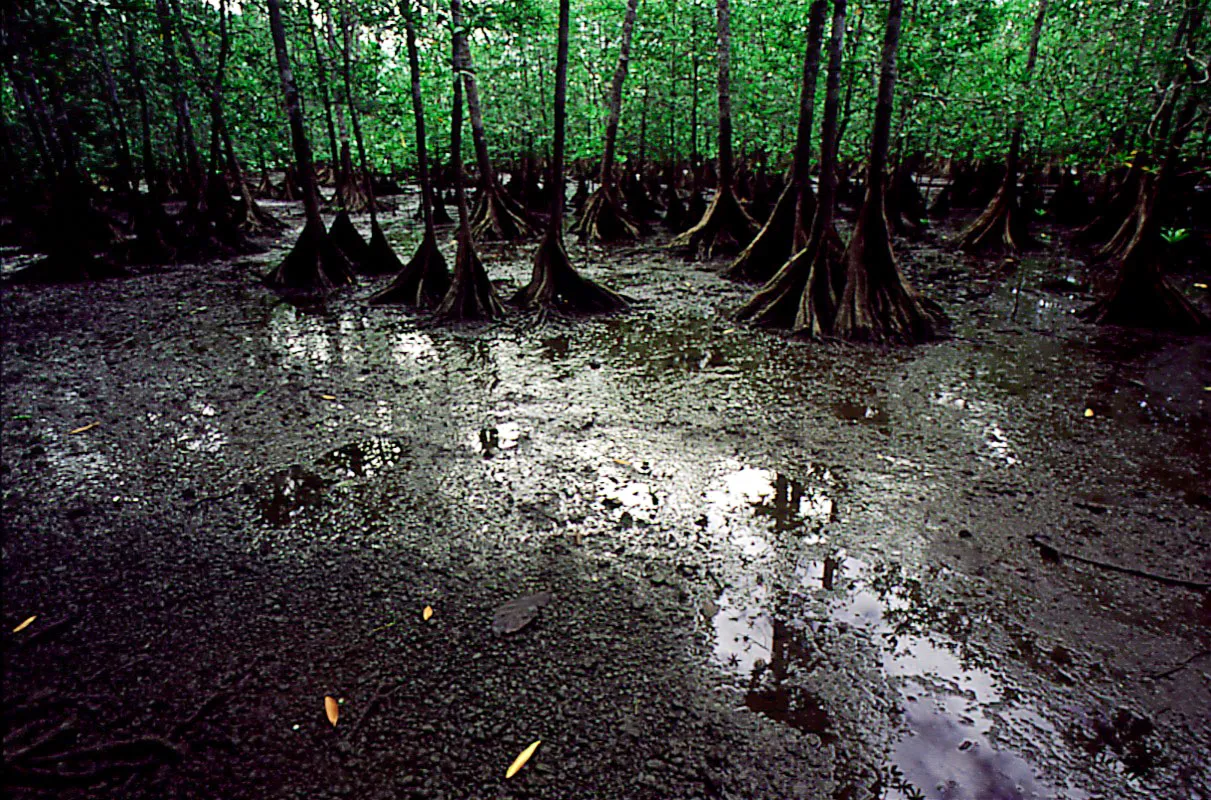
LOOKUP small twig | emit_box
[22,736,182,767]
[5,717,77,763]
[350,679,407,738]
[1147,649,1211,680]
[1028,534,1210,591]
[23,614,78,645]
[84,654,152,684]
[1010,270,1026,322]
[169,663,257,741]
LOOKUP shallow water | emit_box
[3,207,1208,799]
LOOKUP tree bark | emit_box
[153,0,203,203]
[669,0,757,259]
[570,0,642,243]
[90,9,134,200]
[435,25,503,320]
[371,0,451,307]
[955,0,1049,255]
[737,0,846,333]
[263,0,355,292]
[511,0,626,314]
[725,0,827,282]
[303,0,340,170]
[833,0,944,344]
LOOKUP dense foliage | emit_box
[3,0,1207,182]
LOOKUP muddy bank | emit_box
[2,202,1209,799]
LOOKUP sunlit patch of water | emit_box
[933,383,1019,466]
[708,554,1084,799]
[704,460,838,536]
[174,399,227,453]
[468,422,523,457]
[390,330,437,365]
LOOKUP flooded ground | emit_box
[2,196,1209,799]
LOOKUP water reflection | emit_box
[469,422,522,457]
[259,465,325,525]
[704,462,837,534]
[933,382,1019,466]
[709,555,1073,800]
[317,437,410,479]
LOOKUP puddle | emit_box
[834,400,890,429]
[704,461,838,535]
[469,422,523,457]
[710,586,835,741]
[316,437,411,479]
[600,480,658,525]
[588,317,754,378]
[258,465,326,526]
[709,555,1084,799]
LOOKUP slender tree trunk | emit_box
[511,0,626,314]
[690,10,700,168]
[122,17,162,200]
[714,0,735,187]
[956,0,1049,254]
[434,51,503,319]
[371,0,451,307]
[835,0,864,151]
[153,0,203,202]
[737,0,846,332]
[599,0,640,186]
[170,0,259,246]
[298,0,338,172]
[570,0,643,243]
[725,0,827,282]
[448,0,535,240]
[263,0,354,291]
[833,0,943,343]
[90,10,134,199]
[669,0,757,258]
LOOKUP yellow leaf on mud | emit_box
[12,615,36,633]
[612,458,631,467]
[69,421,100,435]
[505,740,541,779]
[423,605,434,621]
[321,394,337,401]
[325,696,340,726]
[1084,408,1094,418]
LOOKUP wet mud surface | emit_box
[3,198,1210,799]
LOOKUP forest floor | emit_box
[2,193,1210,800]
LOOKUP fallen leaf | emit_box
[422,605,434,621]
[325,696,339,726]
[491,592,552,635]
[722,328,736,334]
[612,458,631,467]
[1084,408,1094,418]
[321,394,337,401]
[506,740,541,779]
[69,421,100,435]
[12,615,36,633]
